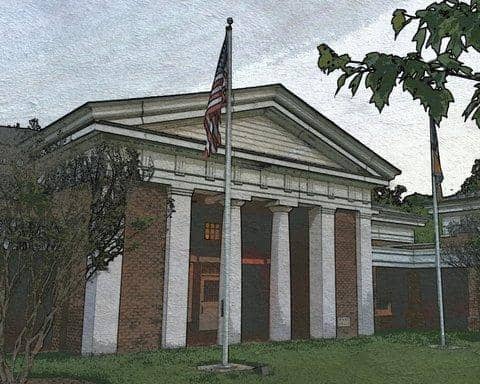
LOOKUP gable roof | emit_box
[29,84,401,181]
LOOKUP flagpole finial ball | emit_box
[227,17,233,26]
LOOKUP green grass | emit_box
[29,331,480,384]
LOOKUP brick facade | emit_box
[468,269,480,331]
[334,210,358,337]
[405,270,426,328]
[374,267,469,331]
[116,183,167,353]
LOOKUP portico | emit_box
[34,84,400,354]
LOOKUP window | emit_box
[204,222,221,241]
[203,280,219,302]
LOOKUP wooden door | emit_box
[198,275,220,331]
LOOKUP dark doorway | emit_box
[290,207,310,339]
[186,194,222,346]
[241,202,272,342]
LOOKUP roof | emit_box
[436,192,480,214]
[372,203,427,227]
[26,84,401,181]
[0,125,36,145]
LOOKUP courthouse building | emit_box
[4,84,477,355]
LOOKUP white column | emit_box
[162,187,193,348]
[218,199,245,345]
[81,254,123,355]
[357,212,374,335]
[309,207,336,339]
[268,204,292,341]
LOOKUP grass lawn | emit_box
[29,331,480,384]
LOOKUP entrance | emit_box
[241,201,272,342]
[187,258,220,346]
[198,273,219,331]
[186,193,223,346]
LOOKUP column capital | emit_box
[359,211,373,220]
[231,199,246,207]
[168,186,194,197]
[219,198,246,207]
[321,207,336,216]
[268,204,293,213]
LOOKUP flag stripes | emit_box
[430,119,444,198]
[204,36,228,157]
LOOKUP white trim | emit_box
[372,246,450,268]
[67,122,389,186]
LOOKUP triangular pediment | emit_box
[37,84,400,182]
[136,114,345,171]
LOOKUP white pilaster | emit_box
[81,254,123,355]
[309,207,336,339]
[268,204,292,341]
[162,187,193,348]
[218,199,245,345]
[357,212,374,335]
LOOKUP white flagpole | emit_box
[221,17,233,367]
[429,116,446,347]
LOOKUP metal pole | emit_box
[221,17,233,367]
[429,115,446,347]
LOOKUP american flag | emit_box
[204,35,229,157]
[430,119,444,198]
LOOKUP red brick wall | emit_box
[116,183,167,353]
[405,270,426,328]
[468,269,480,331]
[334,210,358,337]
[374,267,469,331]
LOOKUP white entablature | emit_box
[35,84,400,201]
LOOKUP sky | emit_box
[1,0,479,195]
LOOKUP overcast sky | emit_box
[1,0,479,195]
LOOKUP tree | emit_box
[372,184,407,206]
[442,213,480,325]
[460,158,480,194]
[0,141,153,384]
[372,186,436,243]
[317,0,480,129]
[443,214,480,268]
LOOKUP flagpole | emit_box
[430,115,446,347]
[221,16,233,368]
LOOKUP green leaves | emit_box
[317,44,350,74]
[392,9,410,38]
[412,27,427,53]
[364,54,403,111]
[462,84,480,126]
[336,73,348,95]
[349,73,363,96]
[402,76,454,123]
[414,1,480,57]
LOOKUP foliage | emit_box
[318,0,480,127]
[443,213,480,268]
[372,187,435,243]
[400,193,435,243]
[0,142,152,384]
[372,184,407,206]
[459,158,480,194]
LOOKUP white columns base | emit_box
[162,187,193,348]
[269,204,292,341]
[81,254,123,355]
[309,207,336,339]
[357,213,374,335]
